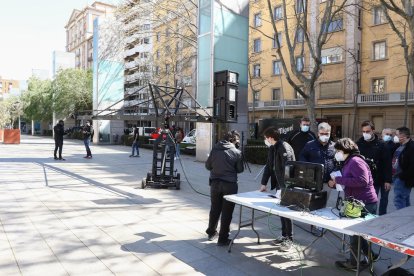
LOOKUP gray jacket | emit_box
[205,140,244,183]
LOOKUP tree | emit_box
[52,68,93,119]
[0,96,23,129]
[260,0,350,132]
[21,77,53,122]
[378,0,414,126]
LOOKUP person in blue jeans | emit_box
[392,127,414,210]
[130,127,140,157]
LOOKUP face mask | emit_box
[335,151,345,162]
[264,139,272,147]
[363,133,372,141]
[383,135,391,142]
[301,125,310,132]
[319,135,330,143]
[393,136,400,144]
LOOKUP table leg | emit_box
[367,241,374,275]
[251,209,260,244]
[356,236,361,276]
[228,204,243,253]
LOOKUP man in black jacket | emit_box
[82,121,93,159]
[392,127,414,210]
[205,130,244,246]
[287,117,316,160]
[53,120,66,160]
[357,120,392,215]
[260,127,295,252]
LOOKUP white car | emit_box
[181,129,196,148]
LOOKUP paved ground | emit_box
[0,135,413,275]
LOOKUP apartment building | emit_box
[0,77,19,95]
[65,1,115,69]
[249,0,414,138]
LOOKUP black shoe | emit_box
[59,157,65,161]
[54,157,58,160]
[335,260,368,272]
[207,231,218,241]
[217,238,232,246]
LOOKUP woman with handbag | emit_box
[328,137,378,271]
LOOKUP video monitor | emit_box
[284,161,324,192]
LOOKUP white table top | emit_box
[225,191,375,236]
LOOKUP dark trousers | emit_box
[350,202,377,264]
[281,217,293,239]
[84,139,92,157]
[206,180,238,242]
[374,184,389,215]
[54,139,63,158]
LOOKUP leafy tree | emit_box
[21,77,53,122]
[0,96,23,129]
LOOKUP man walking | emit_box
[53,120,66,160]
[287,117,316,160]
[83,121,93,159]
[205,130,244,246]
[392,127,414,210]
[357,121,392,215]
[130,126,140,157]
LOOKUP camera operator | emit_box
[205,130,244,246]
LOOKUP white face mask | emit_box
[301,125,310,132]
[264,139,272,147]
[383,135,391,142]
[393,136,400,144]
[335,151,345,162]
[319,135,330,143]
[363,133,372,141]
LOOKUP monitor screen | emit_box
[284,161,324,192]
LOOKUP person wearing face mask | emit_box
[356,121,392,215]
[287,117,316,160]
[382,128,399,156]
[260,127,295,252]
[328,138,378,271]
[392,127,414,210]
[205,130,244,246]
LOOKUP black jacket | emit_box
[287,130,316,160]
[83,125,93,140]
[205,140,244,183]
[384,140,399,156]
[261,141,295,190]
[397,139,414,187]
[53,124,65,141]
[357,134,392,185]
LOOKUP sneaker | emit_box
[335,260,368,272]
[217,238,232,246]
[135,155,140,157]
[129,155,134,157]
[271,236,287,246]
[279,239,293,252]
[87,156,92,159]
[83,156,89,158]
[58,158,66,161]
[207,231,218,241]
[54,157,58,160]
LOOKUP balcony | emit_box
[248,99,305,109]
[357,92,414,104]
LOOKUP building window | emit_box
[373,41,386,60]
[143,37,150,44]
[272,60,282,75]
[253,38,261,53]
[254,13,262,27]
[323,17,343,33]
[372,78,385,93]
[165,45,171,53]
[373,6,386,25]
[142,24,150,30]
[296,56,304,72]
[156,50,160,59]
[321,47,343,64]
[254,90,260,101]
[156,32,160,41]
[166,28,170,37]
[296,0,306,14]
[253,64,261,77]
[155,66,159,75]
[295,87,304,99]
[273,32,283,48]
[320,81,343,99]
[274,6,283,20]
[296,28,304,43]
[272,88,281,101]
[166,64,170,74]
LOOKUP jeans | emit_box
[175,143,180,158]
[374,183,390,215]
[54,139,63,158]
[206,180,238,243]
[350,202,377,265]
[84,138,92,157]
[393,177,411,210]
[131,142,140,156]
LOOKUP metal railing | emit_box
[358,92,414,103]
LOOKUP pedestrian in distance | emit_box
[82,121,93,159]
[356,120,392,215]
[130,126,140,157]
[287,116,316,160]
[328,138,378,271]
[174,127,184,159]
[260,127,296,252]
[392,127,414,210]
[205,130,244,246]
[53,120,66,160]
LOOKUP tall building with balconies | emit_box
[249,0,413,138]
[65,1,115,70]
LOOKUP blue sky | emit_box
[0,0,120,81]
